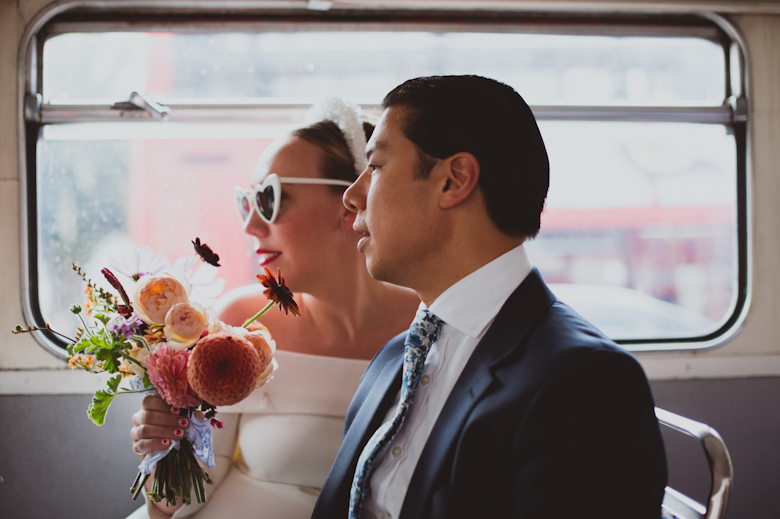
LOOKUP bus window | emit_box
[23,13,746,355]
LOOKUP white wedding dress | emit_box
[127,350,369,519]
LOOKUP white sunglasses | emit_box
[234,173,353,224]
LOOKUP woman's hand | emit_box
[131,395,188,460]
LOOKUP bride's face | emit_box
[243,137,350,293]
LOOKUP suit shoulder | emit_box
[536,299,631,356]
[510,299,648,392]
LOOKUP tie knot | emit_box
[415,308,442,326]
[408,309,442,351]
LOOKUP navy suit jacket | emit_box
[311,269,667,519]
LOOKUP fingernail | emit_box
[179,419,188,427]
[174,429,183,436]
[161,439,170,446]
[170,407,179,414]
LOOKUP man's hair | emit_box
[382,75,549,238]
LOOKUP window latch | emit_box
[24,93,42,122]
[728,95,748,124]
[112,91,171,120]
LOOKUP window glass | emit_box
[34,26,738,346]
[529,121,736,339]
[43,31,725,105]
[37,124,275,337]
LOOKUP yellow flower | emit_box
[164,302,209,351]
[119,343,152,377]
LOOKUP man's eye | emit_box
[368,164,379,171]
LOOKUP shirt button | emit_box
[421,374,432,386]
[381,514,391,519]
[391,446,403,458]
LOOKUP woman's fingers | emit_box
[131,423,188,460]
[142,394,174,412]
[131,423,187,442]
[133,408,188,428]
[132,437,172,459]
[130,395,190,460]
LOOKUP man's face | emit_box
[343,106,443,290]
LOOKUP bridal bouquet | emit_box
[13,239,299,506]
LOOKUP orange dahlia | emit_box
[187,331,262,406]
[146,344,201,409]
[244,330,274,386]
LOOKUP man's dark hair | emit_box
[382,75,549,238]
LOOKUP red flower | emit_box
[101,267,133,316]
[192,237,220,267]
[256,267,300,316]
[146,344,201,409]
[187,332,262,406]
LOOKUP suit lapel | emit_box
[400,269,556,519]
[319,335,405,512]
[342,348,403,464]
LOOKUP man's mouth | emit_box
[353,223,371,252]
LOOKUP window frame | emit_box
[18,2,751,358]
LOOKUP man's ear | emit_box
[439,152,480,209]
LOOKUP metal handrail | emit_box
[656,407,733,519]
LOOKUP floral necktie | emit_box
[348,309,443,519]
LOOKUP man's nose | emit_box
[343,169,368,213]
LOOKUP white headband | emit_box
[303,97,368,176]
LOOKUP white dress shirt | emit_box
[361,244,533,519]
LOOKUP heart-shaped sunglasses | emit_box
[234,174,353,224]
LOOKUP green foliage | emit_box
[88,374,121,426]
[72,263,117,313]
[70,324,132,374]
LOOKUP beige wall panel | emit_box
[19,0,58,24]
[0,178,63,368]
[0,0,22,182]
[735,15,780,112]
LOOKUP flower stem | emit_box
[115,387,155,395]
[12,324,77,343]
[76,314,93,337]
[242,300,275,329]
[119,351,146,369]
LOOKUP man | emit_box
[312,75,667,519]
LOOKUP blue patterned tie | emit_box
[348,309,443,519]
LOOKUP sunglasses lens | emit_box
[241,196,251,220]
[255,185,276,222]
[236,193,251,221]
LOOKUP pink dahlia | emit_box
[146,344,201,409]
[188,332,261,406]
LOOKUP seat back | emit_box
[656,408,733,519]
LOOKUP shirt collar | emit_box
[425,244,533,340]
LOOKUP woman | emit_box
[128,98,419,519]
